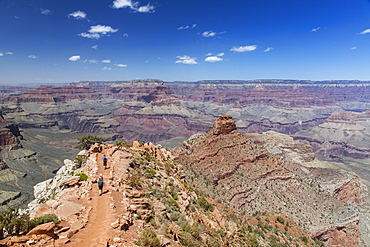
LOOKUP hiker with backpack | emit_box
[102,155,108,170]
[97,174,104,196]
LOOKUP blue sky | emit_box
[1,0,370,84]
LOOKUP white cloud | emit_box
[137,4,155,13]
[111,0,155,12]
[69,55,80,61]
[91,45,98,49]
[112,0,135,9]
[264,47,273,52]
[175,55,198,65]
[28,55,37,59]
[351,47,357,50]
[40,9,52,15]
[83,59,98,64]
[89,25,118,34]
[0,53,3,56]
[202,31,216,37]
[102,59,111,63]
[79,33,101,39]
[69,10,87,20]
[205,52,224,63]
[115,64,127,67]
[103,66,112,70]
[123,33,129,37]
[311,27,321,32]
[359,29,370,35]
[230,45,257,53]
[201,31,225,37]
[79,25,118,39]
[205,56,223,62]
[178,24,197,30]
[6,52,13,55]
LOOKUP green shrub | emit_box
[196,197,214,212]
[73,154,88,170]
[115,140,133,148]
[30,214,59,228]
[301,236,309,244]
[144,152,156,162]
[0,209,59,239]
[149,218,158,228]
[0,208,31,237]
[38,198,48,204]
[75,173,88,181]
[276,216,285,224]
[138,229,161,247]
[181,221,204,240]
[77,135,105,150]
[128,169,143,189]
[163,197,180,210]
[146,168,156,179]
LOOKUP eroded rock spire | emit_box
[212,115,237,135]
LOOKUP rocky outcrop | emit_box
[212,115,236,135]
[173,116,370,246]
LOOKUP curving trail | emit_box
[67,151,115,247]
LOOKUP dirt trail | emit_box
[67,151,115,247]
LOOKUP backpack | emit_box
[98,177,103,186]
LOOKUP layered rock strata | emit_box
[173,116,370,246]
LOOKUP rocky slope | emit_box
[172,116,370,246]
[0,111,54,210]
[0,141,322,246]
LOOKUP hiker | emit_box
[97,174,104,196]
[102,155,108,170]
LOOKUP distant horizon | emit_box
[2,78,370,87]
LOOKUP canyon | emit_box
[0,119,366,246]
[0,79,370,245]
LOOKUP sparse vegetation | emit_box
[276,215,285,224]
[73,154,88,170]
[301,236,309,244]
[75,172,88,181]
[77,135,105,150]
[137,229,161,247]
[0,208,59,239]
[196,197,214,212]
[115,140,133,148]
[128,168,143,189]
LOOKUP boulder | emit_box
[26,222,55,237]
[61,176,80,187]
[55,200,82,220]
[132,140,142,148]
[212,115,237,135]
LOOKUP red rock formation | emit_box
[173,116,369,246]
[212,115,236,135]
